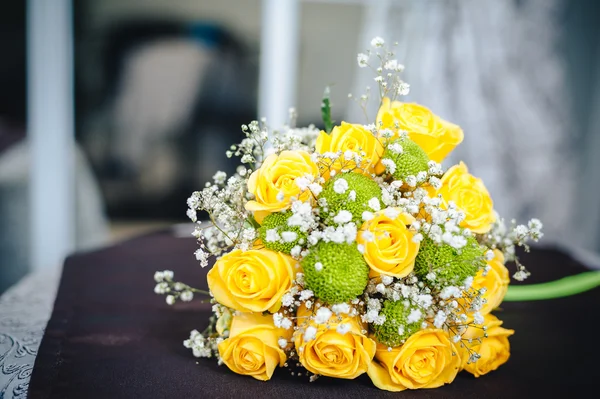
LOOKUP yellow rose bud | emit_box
[367,329,461,391]
[218,312,292,381]
[475,249,510,315]
[315,122,384,176]
[357,210,420,278]
[245,150,318,223]
[207,249,295,313]
[376,98,464,163]
[437,161,496,234]
[294,305,376,379]
[459,314,514,377]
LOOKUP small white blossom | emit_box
[381,275,394,286]
[381,158,396,174]
[368,197,381,211]
[380,128,394,138]
[433,311,447,328]
[344,190,355,202]
[332,303,351,315]
[281,231,298,242]
[290,245,302,257]
[315,307,333,324]
[154,271,164,283]
[362,211,374,221]
[407,309,422,323]
[308,183,322,196]
[166,295,175,305]
[333,178,349,194]
[300,290,314,301]
[412,233,424,243]
[212,171,227,185]
[513,270,530,281]
[357,53,369,67]
[333,210,353,224]
[397,81,410,96]
[440,286,461,300]
[281,318,293,330]
[304,326,317,341]
[371,36,384,47]
[384,59,398,70]
[276,191,285,202]
[388,143,403,154]
[180,291,194,302]
[278,338,288,349]
[281,294,294,307]
[336,323,351,335]
[361,231,375,242]
[463,276,474,290]
[265,229,280,242]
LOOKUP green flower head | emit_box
[414,234,486,286]
[258,211,306,254]
[372,300,423,347]
[382,136,429,181]
[319,172,382,225]
[302,241,369,304]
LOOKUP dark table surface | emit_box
[28,228,600,399]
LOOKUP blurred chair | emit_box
[78,20,257,220]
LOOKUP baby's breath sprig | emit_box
[479,217,543,281]
[183,314,222,359]
[153,270,210,305]
[351,37,408,124]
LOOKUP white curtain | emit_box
[349,0,581,251]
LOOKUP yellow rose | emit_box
[207,249,296,313]
[315,122,384,176]
[357,210,419,278]
[437,161,495,234]
[218,312,292,381]
[459,313,514,377]
[376,98,463,163]
[245,150,318,223]
[368,329,461,391]
[294,305,376,379]
[474,249,510,315]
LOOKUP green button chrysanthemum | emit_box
[319,172,382,225]
[302,241,369,304]
[372,300,423,347]
[383,137,429,181]
[258,211,306,254]
[414,235,486,286]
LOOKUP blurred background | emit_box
[1,0,599,294]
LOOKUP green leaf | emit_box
[246,214,261,229]
[321,86,335,134]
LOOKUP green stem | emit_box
[504,271,600,301]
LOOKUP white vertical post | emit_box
[259,0,300,134]
[27,0,75,270]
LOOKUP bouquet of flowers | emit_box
[154,37,543,391]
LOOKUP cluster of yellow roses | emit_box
[206,99,514,390]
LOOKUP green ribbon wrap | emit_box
[504,271,600,301]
